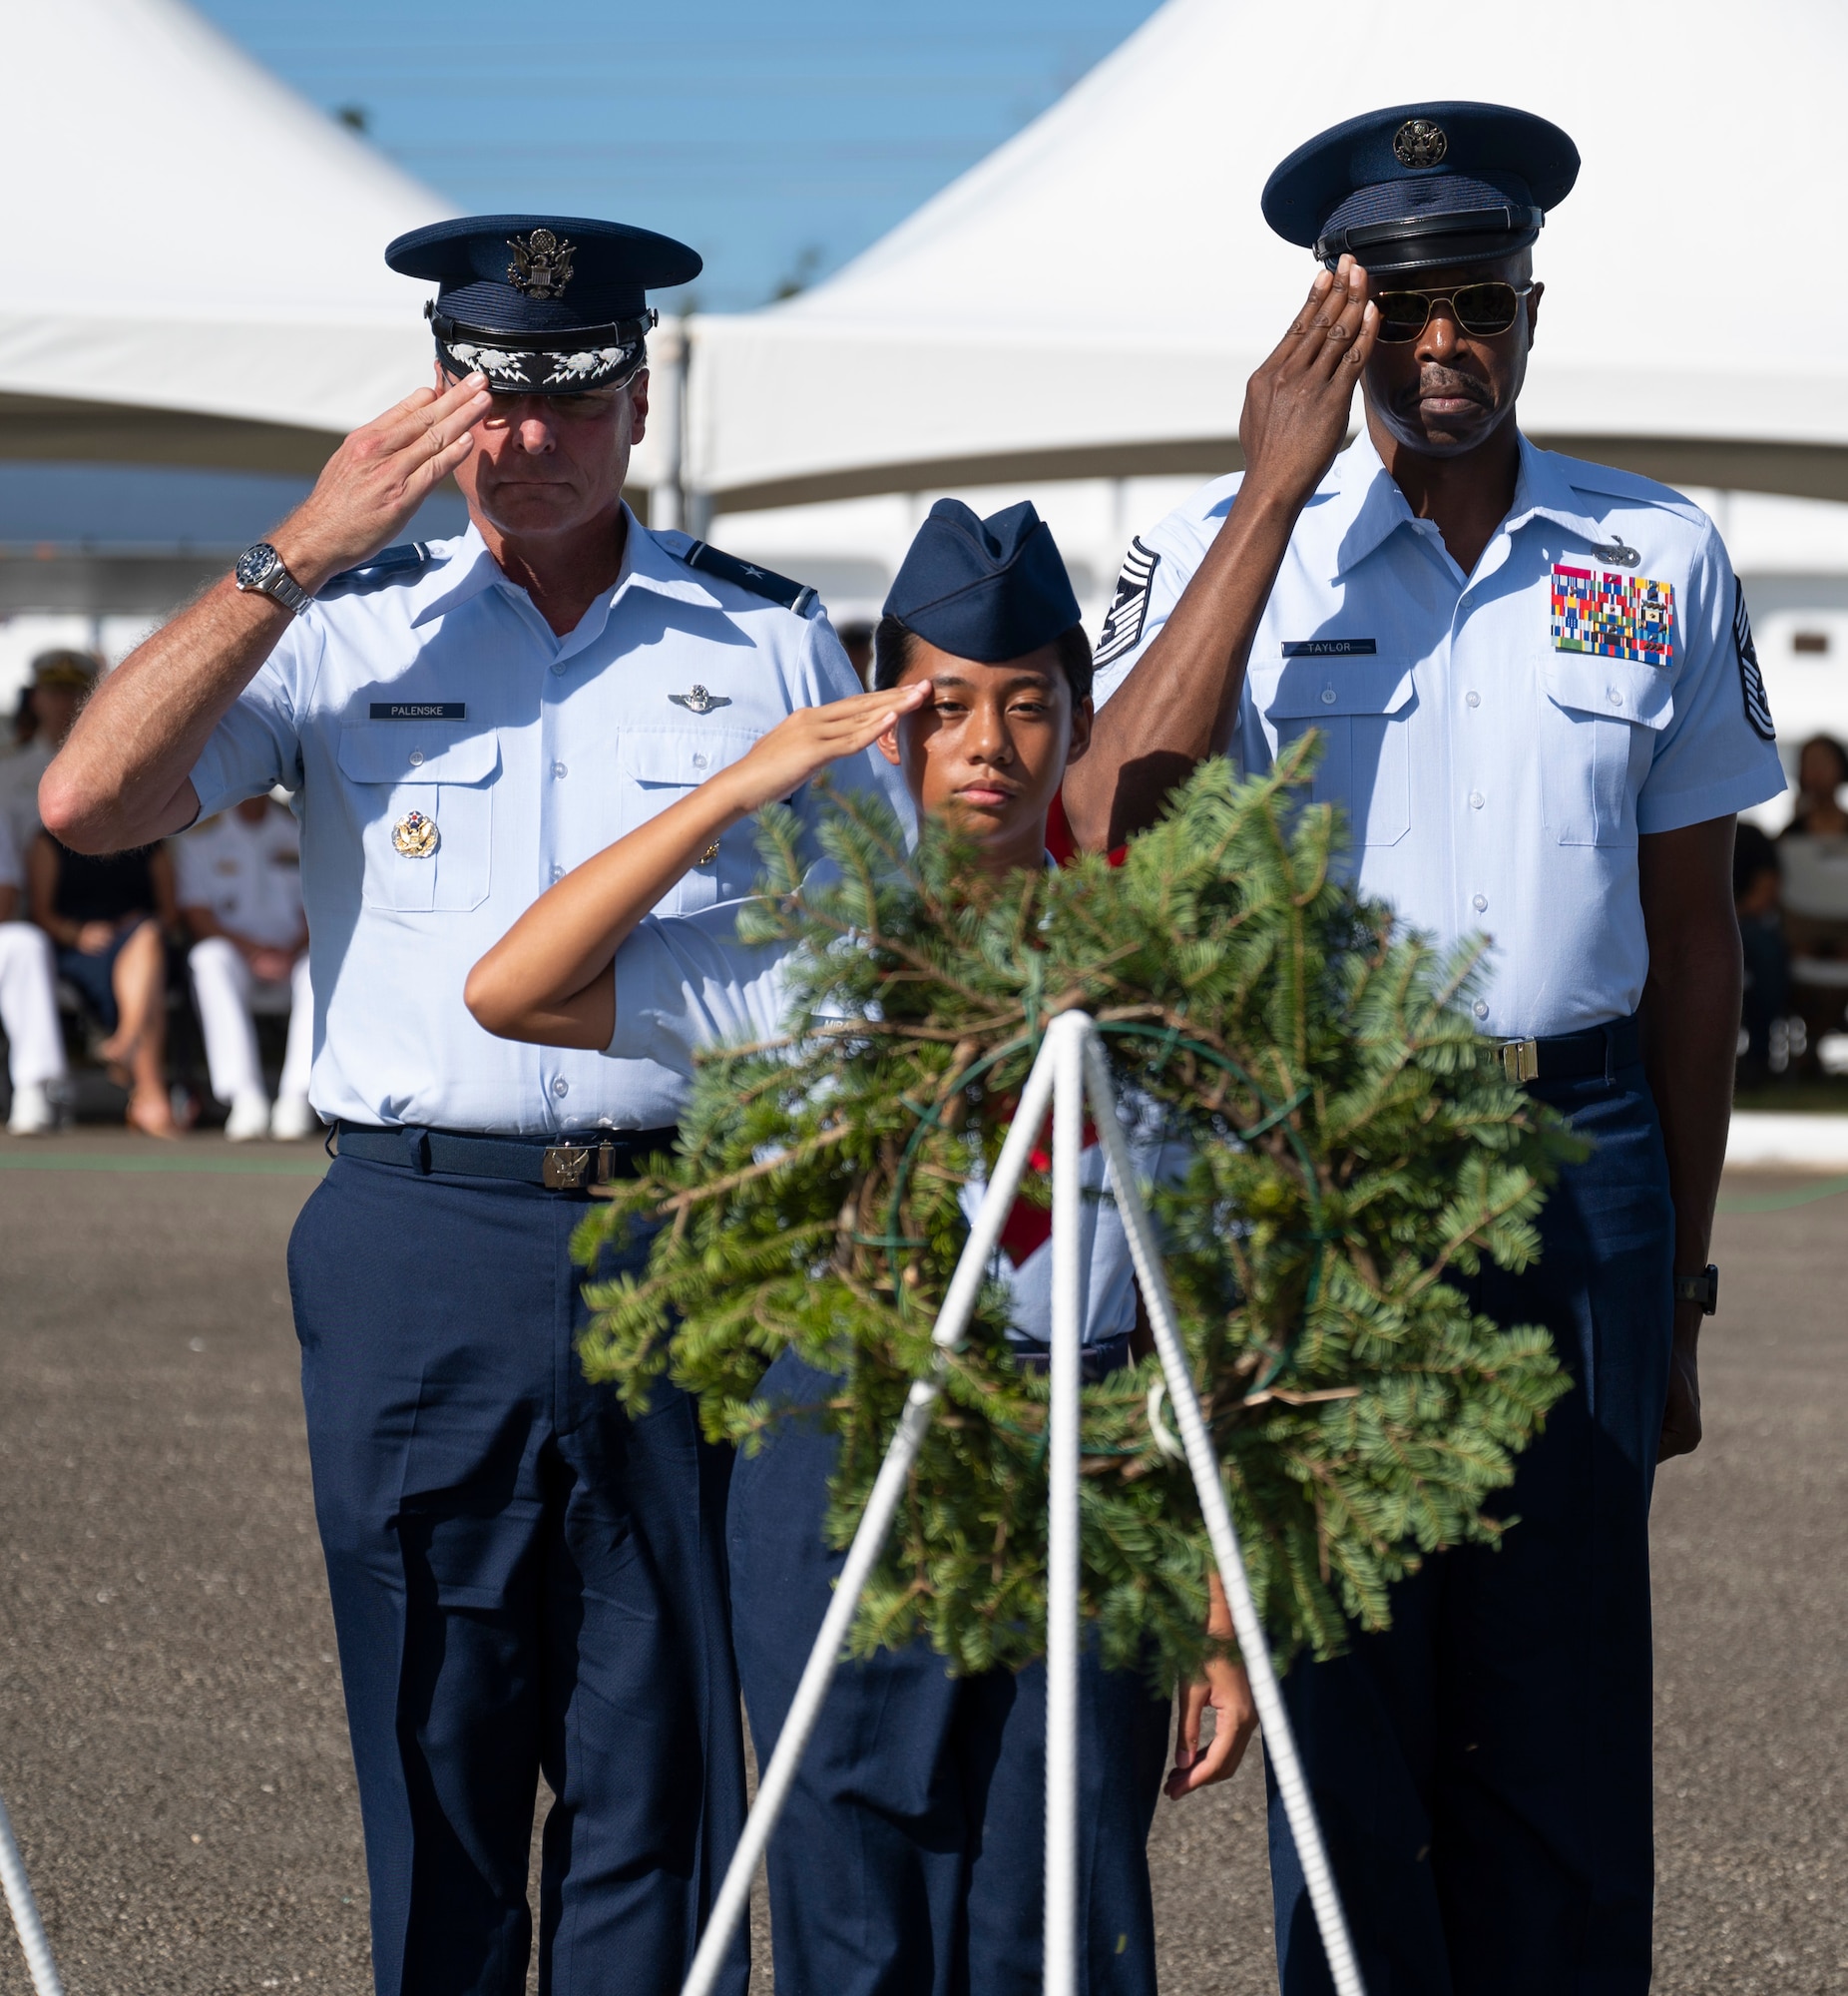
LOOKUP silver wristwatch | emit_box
[233,542,311,616]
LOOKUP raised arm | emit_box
[39,374,492,854]
[464,682,929,1049]
[1062,259,1378,852]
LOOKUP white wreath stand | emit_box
[0,1787,63,1996]
[682,1011,1366,1996]
[0,1012,1361,1996]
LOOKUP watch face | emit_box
[235,543,277,590]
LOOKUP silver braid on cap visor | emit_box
[426,304,657,394]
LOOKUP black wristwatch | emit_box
[233,541,311,616]
[1673,1264,1719,1315]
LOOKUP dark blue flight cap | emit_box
[384,214,702,396]
[1262,103,1579,275]
[884,500,1082,664]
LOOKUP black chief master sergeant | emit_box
[1064,102,1785,1996]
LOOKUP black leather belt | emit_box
[1496,1012,1641,1086]
[333,1121,678,1191]
[1011,1332,1135,1382]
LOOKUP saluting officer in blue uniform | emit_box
[43,215,904,1996]
[1063,106,1785,1995]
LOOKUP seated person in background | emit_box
[1732,821,1789,1085]
[1780,734,1848,840]
[837,617,876,686]
[467,501,1254,1996]
[0,807,68,1136]
[176,794,315,1140]
[1774,738,1848,1073]
[27,828,178,1137]
[0,651,99,862]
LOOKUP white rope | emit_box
[680,1044,1062,1996]
[1081,1032,1367,1996]
[1041,1011,1089,1996]
[0,1790,64,1996]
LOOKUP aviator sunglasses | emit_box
[1373,281,1535,342]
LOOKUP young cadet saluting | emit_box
[467,499,1253,1996]
[41,215,903,1996]
[1064,103,1786,1996]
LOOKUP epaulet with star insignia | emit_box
[317,542,438,600]
[679,540,818,616]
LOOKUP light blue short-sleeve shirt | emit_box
[1092,432,1786,1039]
[188,507,911,1133]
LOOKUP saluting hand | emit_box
[1238,255,1380,510]
[269,373,495,594]
[710,682,931,819]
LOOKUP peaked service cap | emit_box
[1262,103,1579,275]
[385,214,701,396]
[884,500,1083,664]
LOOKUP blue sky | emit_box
[194,0,1163,313]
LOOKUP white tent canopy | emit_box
[688,0,1848,512]
[2,0,468,476]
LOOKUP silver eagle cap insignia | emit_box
[1393,118,1448,169]
[670,685,732,714]
[507,229,575,299]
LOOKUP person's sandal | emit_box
[125,1091,180,1140]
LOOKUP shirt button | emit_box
[552,760,569,778]
[1473,1000,1490,1020]
[1320,688,1336,706]
[550,662,566,677]
[1472,893,1488,912]
[408,748,424,765]
[1465,691,1481,709]
[692,751,708,769]
[550,863,566,883]
[551,1077,570,1100]
[1608,687,1623,707]
[1469,791,1485,809]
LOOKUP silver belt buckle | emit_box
[542,1144,592,1190]
[1499,1037,1540,1085]
[542,1141,618,1190]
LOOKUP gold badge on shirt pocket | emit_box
[392,809,439,858]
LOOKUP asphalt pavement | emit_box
[0,1131,1843,1994]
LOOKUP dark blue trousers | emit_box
[728,1351,1171,1996]
[1268,1059,1674,1996]
[287,1155,746,1996]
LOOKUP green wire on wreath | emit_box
[574,743,1582,1684]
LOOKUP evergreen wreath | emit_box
[575,744,1581,1683]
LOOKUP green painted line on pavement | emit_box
[1715,1171,1848,1215]
[0,1150,327,1178]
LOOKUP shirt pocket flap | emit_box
[336,728,500,786]
[1543,655,1674,732]
[1261,658,1416,721]
[621,728,762,789]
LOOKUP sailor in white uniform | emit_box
[0,805,67,1136]
[176,795,315,1140]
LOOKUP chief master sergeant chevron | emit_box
[40,215,905,1996]
[1062,106,1785,1996]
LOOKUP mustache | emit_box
[1406,364,1493,406]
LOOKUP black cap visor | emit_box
[428,304,656,396]
[1316,203,1543,274]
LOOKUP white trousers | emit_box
[0,922,67,1087]
[188,937,313,1105]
